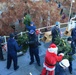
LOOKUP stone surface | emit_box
[0,28,76,75]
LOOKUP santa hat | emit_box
[48,43,58,54]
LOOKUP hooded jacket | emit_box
[7,38,22,55]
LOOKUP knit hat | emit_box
[10,33,15,38]
[59,59,70,68]
[55,21,60,28]
[29,30,35,34]
[48,43,58,54]
[30,21,34,25]
[55,21,60,26]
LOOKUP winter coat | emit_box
[7,38,22,55]
[28,33,39,48]
[51,26,61,38]
[71,27,76,41]
[55,63,67,75]
[0,38,4,60]
[26,24,36,31]
[43,50,63,71]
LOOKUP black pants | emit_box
[0,47,4,60]
[29,47,40,64]
[7,54,18,70]
[68,61,72,73]
[71,41,76,54]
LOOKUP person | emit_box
[14,30,18,40]
[55,59,70,75]
[26,29,40,66]
[61,13,66,20]
[71,25,76,54]
[51,21,61,43]
[40,43,64,75]
[0,37,5,61]
[67,37,73,74]
[7,33,22,70]
[60,8,63,15]
[26,21,36,31]
[58,2,61,8]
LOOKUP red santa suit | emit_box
[40,43,64,75]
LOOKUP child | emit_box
[55,59,70,75]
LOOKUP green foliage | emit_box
[17,33,28,53]
[54,37,73,61]
[23,14,32,26]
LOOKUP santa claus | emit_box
[40,43,64,75]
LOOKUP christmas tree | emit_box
[17,33,28,53]
[54,37,73,61]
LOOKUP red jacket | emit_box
[44,50,63,69]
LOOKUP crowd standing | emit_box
[0,20,76,75]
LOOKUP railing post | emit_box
[4,36,7,44]
[20,32,23,36]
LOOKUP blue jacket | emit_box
[7,38,22,55]
[0,38,2,49]
[71,27,76,41]
[26,24,36,31]
[55,63,67,75]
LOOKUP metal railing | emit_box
[2,22,68,44]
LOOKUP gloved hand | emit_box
[59,53,64,56]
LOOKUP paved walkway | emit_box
[0,28,76,75]
[0,41,50,75]
[0,41,76,75]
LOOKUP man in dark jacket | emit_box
[51,21,61,43]
[67,37,73,74]
[71,26,76,42]
[0,37,5,61]
[26,30,40,66]
[71,26,76,54]
[7,33,22,70]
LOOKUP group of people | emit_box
[40,21,70,75]
[0,20,76,75]
[0,21,41,71]
[49,21,76,75]
[6,21,41,71]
